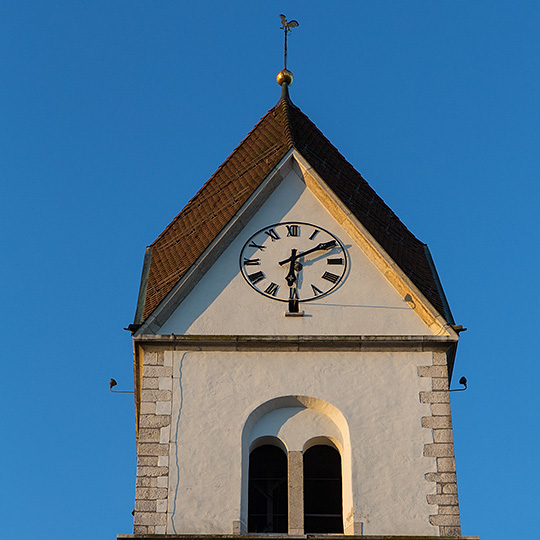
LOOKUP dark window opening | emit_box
[248,444,288,533]
[303,445,343,533]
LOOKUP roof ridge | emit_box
[276,89,297,149]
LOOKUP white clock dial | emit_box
[239,222,348,302]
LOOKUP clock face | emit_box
[239,222,348,302]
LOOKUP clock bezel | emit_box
[239,221,348,303]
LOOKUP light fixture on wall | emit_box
[109,378,134,394]
[449,376,467,392]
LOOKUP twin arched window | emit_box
[248,443,343,534]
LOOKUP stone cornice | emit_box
[133,334,458,352]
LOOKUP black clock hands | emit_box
[278,240,337,266]
[241,222,347,302]
[285,249,298,286]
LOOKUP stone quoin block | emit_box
[440,525,462,536]
[420,391,450,404]
[142,377,159,390]
[136,466,169,478]
[141,389,172,403]
[133,511,167,526]
[137,443,170,456]
[134,499,157,512]
[432,377,450,390]
[432,352,448,365]
[433,429,454,443]
[137,455,159,467]
[437,457,457,472]
[140,402,156,415]
[142,365,173,378]
[427,493,459,506]
[143,351,165,366]
[139,414,171,428]
[422,415,452,429]
[429,513,461,526]
[431,403,452,416]
[138,428,161,442]
[135,487,168,500]
[439,505,460,514]
[136,476,157,487]
[425,472,457,483]
[417,365,448,378]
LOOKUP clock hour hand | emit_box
[278,241,337,266]
[285,249,297,286]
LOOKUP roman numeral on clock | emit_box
[248,241,265,251]
[309,229,320,241]
[286,224,300,237]
[322,271,339,284]
[248,271,265,284]
[311,284,323,296]
[243,258,260,266]
[264,282,279,296]
[264,228,280,241]
[327,258,344,265]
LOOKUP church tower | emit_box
[120,45,477,540]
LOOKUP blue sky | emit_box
[1,2,538,539]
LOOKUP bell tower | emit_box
[119,18,477,540]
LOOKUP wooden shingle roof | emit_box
[136,91,452,325]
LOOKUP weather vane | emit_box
[279,14,299,71]
[277,14,299,88]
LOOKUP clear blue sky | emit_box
[1,2,538,539]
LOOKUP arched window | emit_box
[248,444,288,533]
[303,445,343,533]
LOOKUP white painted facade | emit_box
[165,349,438,536]
[158,169,432,337]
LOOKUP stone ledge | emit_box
[134,334,458,352]
[120,534,480,540]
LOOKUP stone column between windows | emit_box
[288,450,304,534]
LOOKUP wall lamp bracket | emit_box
[109,378,134,394]
[449,376,468,392]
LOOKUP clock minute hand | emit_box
[278,241,337,266]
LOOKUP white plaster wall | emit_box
[158,170,432,336]
[166,350,437,536]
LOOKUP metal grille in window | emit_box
[248,445,288,533]
[303,445,343,533]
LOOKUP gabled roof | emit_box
[135,89,452,325]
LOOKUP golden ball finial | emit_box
[277,69,293,86]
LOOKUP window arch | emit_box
[303,444,343,533]
[248,443,288,533]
